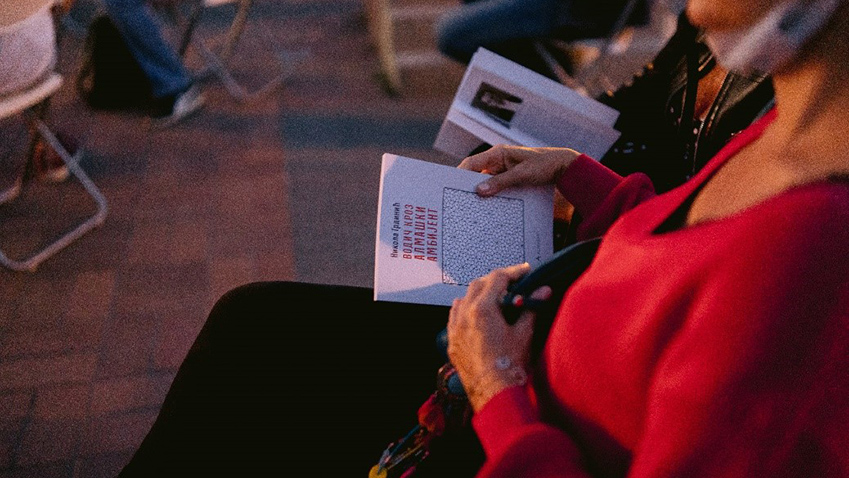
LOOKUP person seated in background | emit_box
[549,11,776,244]
[102,0,204,126]
[0,0,75,204]
[597,12,774,194]
[436,0,650,79]
[462,12,775,246]
[118,0,849,475]
[460,13,775,195]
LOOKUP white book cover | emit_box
[435,48,622,160]
[375,154,554,306]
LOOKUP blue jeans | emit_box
[437,0,563,64]
[436,0,634,65]
[103,0,191,98]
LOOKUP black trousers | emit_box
[119,282,484,477]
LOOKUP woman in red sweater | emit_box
[447,0,849,475]
[120,0,847,475]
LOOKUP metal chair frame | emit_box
[534,0,650,95]
[167,0,293,103]
[0,74,108,272]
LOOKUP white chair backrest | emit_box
[0,73,62,121]
[0,0,53,29]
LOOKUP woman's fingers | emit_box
[458,263,532,323]
[458,145,509,173]
[460,146,581,197]
[501,262,533,282]
[475,166,532,196]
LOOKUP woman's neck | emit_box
[767,5,849,175]
[684,9,849,227]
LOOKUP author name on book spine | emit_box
[390,203,439,262]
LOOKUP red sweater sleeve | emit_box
[556,155,656,240]
[472,185,849,477]
[473,387,592,477]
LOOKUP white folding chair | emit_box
[0,74,108,272]
[168,0,297,103]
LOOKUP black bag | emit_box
[77,15,153,110]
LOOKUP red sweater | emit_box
[472,110,849,477]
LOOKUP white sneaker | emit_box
[153,85,206,129]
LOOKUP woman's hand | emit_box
[447,263,552,411]
[458,145,582,196]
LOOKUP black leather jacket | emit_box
[597,14,775,193]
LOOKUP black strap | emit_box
[680,36,701,178]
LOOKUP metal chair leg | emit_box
[173,0,297,103]
[0,120,108,272]
[218,0,252,61]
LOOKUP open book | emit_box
[374,154,553,306]
[434,48,621,160]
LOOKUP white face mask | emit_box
[703,0,844,76]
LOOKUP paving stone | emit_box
[16,420,81,467]
[110,263,209,317]
[64,271,115,320]
[0,430,17,469]
[0,332,92,361]
[166,221,209,266]
[79,411,157,456]
[209,256,255,306]
[33,385,91,421]
[0,354,97,391]
[89,374,173,416]
[0,462,72,478]
[0,392,32,423]
[94,313,156,380]
[5,286,67,336]
[72,451,133,478]
[152,308,207,371]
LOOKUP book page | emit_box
[455,97,620,159]
[434,49,621,160]
[375,154,553,306]
[470,48,619,126]
[434,108,523,158]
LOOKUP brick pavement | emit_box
[0,1,458,476]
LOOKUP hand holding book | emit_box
[374,154,554,306]
[458,145,582,196]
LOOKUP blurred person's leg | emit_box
[436,0,562,65]
[119,282,482,477]
[102,0,191,100]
